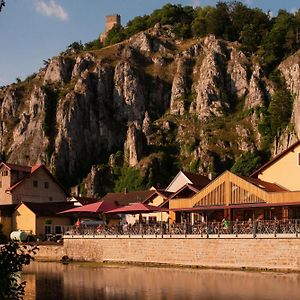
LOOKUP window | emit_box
[298,153,300,166]
[55,226,62,234]
[44,225,52,235]
[49,197,53,202]
[1,171,8,176]
[33,180,38,187]
[44,182,49,189]
[0,181,2,188]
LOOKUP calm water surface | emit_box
[22,262,300,300]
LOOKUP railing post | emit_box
[253,220,257,238]
[296,220,298,238]
[274,221,277,238]
[218,223,220,238]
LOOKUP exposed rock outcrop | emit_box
[1,28,299,189]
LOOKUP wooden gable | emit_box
[192,171,267,207]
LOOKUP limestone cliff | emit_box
[0,26,299,190]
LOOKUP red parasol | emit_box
[105,202,166,214]
[57,201,117,214]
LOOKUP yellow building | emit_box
[251,141,300,191]
[169,141,300,223]
[12,202,75,237]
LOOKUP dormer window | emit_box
[1,171,8,176]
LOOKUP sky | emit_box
[0,0,299,86]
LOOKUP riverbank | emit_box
[34,235,300,272]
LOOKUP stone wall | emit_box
[36,236,300,271]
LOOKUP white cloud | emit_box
[192,0,200,8]
[244,0,253,5]
[35,0,69,21]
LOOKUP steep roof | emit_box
[251,140,300,177]
[165,170,211,192]
[182,171,211,188]
[19,202,76,217]
[101,190,156,206]
[5,164,68,195]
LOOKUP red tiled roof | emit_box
[182,171,211,188]
[251,140,300,177]
[241,176,288,192]
[20,202,76,217]
[101,190,156,206]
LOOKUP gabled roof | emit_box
[182,171,211,188]
[251,140,300,177]
[17,202,76,217]
[241,176,288,192]
[5,164,68,195]
[101,190,156,206]
[165,170,211,192]
[0,162,31,173]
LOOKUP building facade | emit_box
[0,163,67,205]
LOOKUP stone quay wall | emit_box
[36,236,300,271]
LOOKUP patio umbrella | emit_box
[105,202,166,214]
[57,201,118,214]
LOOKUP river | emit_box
[22,262,300,300]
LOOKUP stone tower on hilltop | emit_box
[100,14,121,43]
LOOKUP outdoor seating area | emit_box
[64,218,300,238]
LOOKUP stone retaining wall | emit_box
[36,236,300,271]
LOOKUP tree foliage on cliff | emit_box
[102,1,300,73]
[0,242,38,299]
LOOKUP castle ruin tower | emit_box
[100,14,121,43]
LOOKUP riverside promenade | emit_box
[36,230,300,272]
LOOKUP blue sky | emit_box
[0,0,299,86]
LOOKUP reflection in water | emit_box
[23,262,300,300]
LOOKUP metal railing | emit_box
[64,219,300,238]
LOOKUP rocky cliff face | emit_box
[0,26,299,189]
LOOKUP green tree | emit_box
[104,25,126,46]
[231,152,264,176]
[0,242,38,299]
[124,15,150,37]
[114,167,145,192]
[84,39,102,51]
[192,6,214,37]
[206,2,233,40]
[259,10,297,73]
